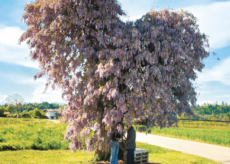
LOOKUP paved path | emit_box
[136,132,230,164]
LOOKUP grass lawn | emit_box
[0,142,221,164]
[136,142,221,164]
[134,123,230,148]
[0,118,69,151]
[0,118,225,163]
[0,150,94,164]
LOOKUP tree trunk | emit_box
[16,107,19,118]
[17,110,19,118]
[94,123,111,160]
[94,111,125,161]
[94,124,125,161]
[118,122,125,160]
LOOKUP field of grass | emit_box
[0,142,221,164]
[0,118,70,151]
[135,120,230,147]
[136,142,221,164]
[0,150,94,164]
[178,120,230,129]
[0,118,226,163]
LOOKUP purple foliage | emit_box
[20,0,209,152]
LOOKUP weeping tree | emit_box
[20,0,209,159]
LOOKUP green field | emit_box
[0,142,221,164]
[135,120,230,147]
[0,118,224,163]
[178,120,230,129]
[0,118,69,151]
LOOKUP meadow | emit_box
[0,142,222,164]
[178,120,230,129]
[0,118,69,151]
[0,117,222,164]
[135,120,230,147]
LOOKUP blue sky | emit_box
[0,0,230,105]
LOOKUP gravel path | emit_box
[136,132,230,164]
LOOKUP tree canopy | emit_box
[20,0,209,155]
[0,106,5,116]
[5,94,24,118]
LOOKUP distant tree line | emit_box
[0,101,66,114]
[6,108,48,119]
[189,102,230,121]
[2,100,230,121]
[0,101,66,119]
[192,102,230,115]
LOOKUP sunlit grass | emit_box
[137,142,222,164]
[0,150,95,164]
[0,118,69,151]
[0,143,221,164]
[0,118,223,163]
[177,120,230,130]
[134,121,230,147]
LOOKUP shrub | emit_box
[0,107,6,117]
[222,116,230,122]
[21,113,31,118]
[210,117,219,121]
[7,113,22,118]
[40,111,48,119]
[29,110,33,116]
[33,108,41,118]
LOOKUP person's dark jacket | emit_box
[109,131,127,151]
[109,131,121,141]
[125,126,136,150]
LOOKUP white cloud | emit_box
[0,25,39,68]
[194,56,230,104]
[1,72,46,86]
[0,71,65,104]
[0,45,39,68]
[31,87,65,104]
[0,95,8,104]
[215,95,230,98]
[183,1,230,49]
[0,26,27,48]
[195,57,230,85]
[15,76,47,85]
[24,76,65,104]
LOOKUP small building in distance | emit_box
[44,109,62,119]
[4,112,10,115]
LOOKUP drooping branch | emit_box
[20,0,209,155]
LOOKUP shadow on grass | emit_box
[93,161,161,164]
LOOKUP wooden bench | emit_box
[123,148,149,164]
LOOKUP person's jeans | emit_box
[110,141,119,164]
[127,149,135,164]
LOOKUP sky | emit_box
[0,0,230,105]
